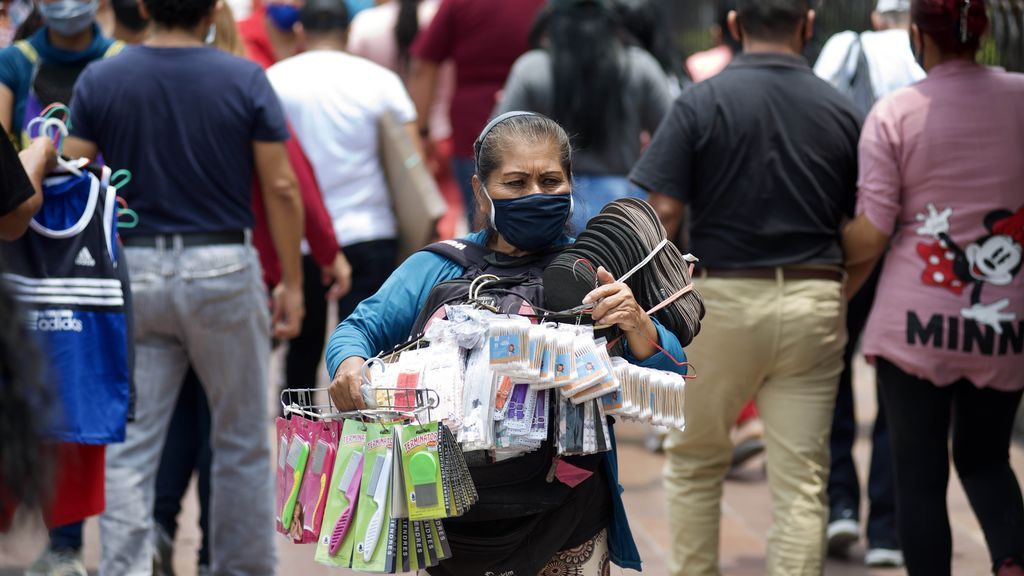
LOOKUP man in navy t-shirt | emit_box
[66,0,305,571]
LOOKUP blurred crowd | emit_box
[0,0,1021,575]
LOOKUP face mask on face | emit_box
[265,3,301,30]
[38,0,97,36]
[485,189,573,253]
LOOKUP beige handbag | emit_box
[379,111,447,261]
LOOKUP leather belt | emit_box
[122,230,246,248]
[702,267,844,283]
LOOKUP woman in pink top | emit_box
[843,1,1024,574]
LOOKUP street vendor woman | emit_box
[325,111,688,575]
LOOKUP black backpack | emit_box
[413,240,613,576]
[410,239,560,337]
[410,240,605,518]
[835,35,877,117]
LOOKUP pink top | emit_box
[347,0,455,141]
[685,44,733,83]
[858,61,1024,390]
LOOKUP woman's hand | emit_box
[584,266,655,334]
[583,266,659,360]
[329,356,368,411]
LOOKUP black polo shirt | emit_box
[630,52,862,269]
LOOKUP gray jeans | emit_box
[100,238,275,576]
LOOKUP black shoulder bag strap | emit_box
[420,240,565,274]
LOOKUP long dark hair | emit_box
[13,6,42,41]
[395,0,420,73]
[614,0,682,77]
[0,278,53,525]
[549,0,623,152]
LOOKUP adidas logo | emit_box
[75,247,96,267]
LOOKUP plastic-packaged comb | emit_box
[274,417,292,537]
[299,422,338,543]
[316,419,367,567]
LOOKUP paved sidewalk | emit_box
[2,356,1021,575]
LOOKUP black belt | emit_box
[703,267,844,283]
[122,230,246,248]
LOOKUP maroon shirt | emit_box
[411,0,544,157]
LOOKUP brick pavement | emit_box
[2,356,1021,575]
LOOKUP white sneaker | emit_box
[644,428,667,453]
[865,547,905,568]
[25,549,87,576]
[826,518,860,555]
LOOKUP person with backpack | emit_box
[815,0,924,118]
[813,1,924,567]
[0,0,122,145]
[326,111,688,575]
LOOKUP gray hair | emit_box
[475,113,573,185]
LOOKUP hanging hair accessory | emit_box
[25,117,82,177]
[960,0,972,43]
[117,208,139,229]
[41,103,72,128]
[110,169,132,190]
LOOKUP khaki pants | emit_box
[664,272,846,576]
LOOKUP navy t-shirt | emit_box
[70,45,289,236]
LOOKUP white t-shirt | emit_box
[268,50,417,247]
[814,29,925,103]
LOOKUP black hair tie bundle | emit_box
[543,198,705,347]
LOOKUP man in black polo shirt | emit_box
[630,1,860,574]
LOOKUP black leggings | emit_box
[878,358,1024,575]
